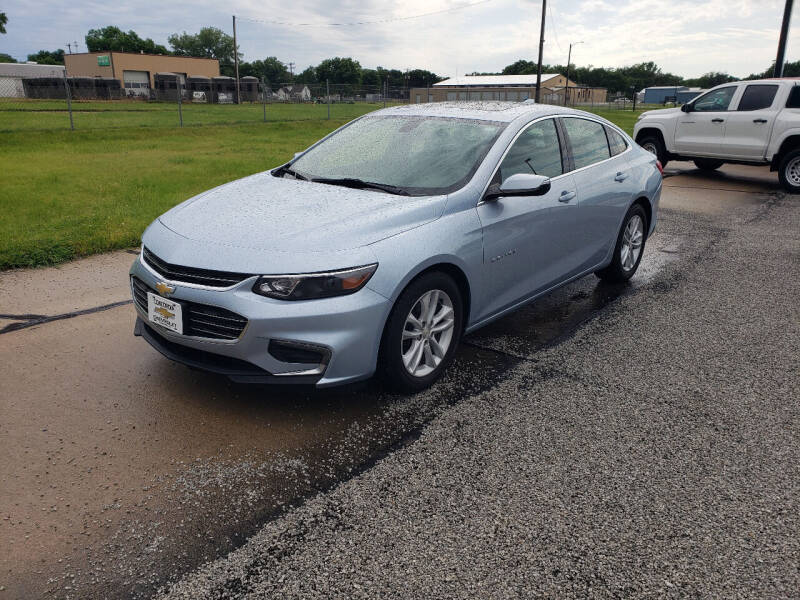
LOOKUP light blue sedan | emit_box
[130,102,662,392]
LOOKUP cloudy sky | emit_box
[1,0,796,78]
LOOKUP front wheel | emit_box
[380,272,463,393]
[778,149,800,194]
[694,159,724,171]
[596,204,648,283]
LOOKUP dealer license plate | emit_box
[147,292,183,335]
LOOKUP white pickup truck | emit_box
[633,78,800,192]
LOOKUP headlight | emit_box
[252,264,378,300]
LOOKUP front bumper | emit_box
[129,254,391,387]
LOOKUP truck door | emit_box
[721,84,780,160]
[674,86,738,157]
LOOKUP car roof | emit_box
[371,101,588,123]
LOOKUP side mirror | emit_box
[484,173,551,201]
[681,103,692,113]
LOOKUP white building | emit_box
[0,62,66,98]
[276,84,311,102]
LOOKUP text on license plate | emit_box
[147,292,183,334]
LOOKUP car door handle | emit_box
[614,172,629,182]
[753,118,768,124]
[711,118,725,123]
[558,190,576,203]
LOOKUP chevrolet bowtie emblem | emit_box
[155,281,175,296]
[154,307,175,319]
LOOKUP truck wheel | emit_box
[778,149,800,194]
[638,135,669,168]
[694,159,724,171]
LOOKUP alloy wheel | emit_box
[620,214,644,271]
[641,142,658,155]
[401,289,455,377]
[787,156,800,187]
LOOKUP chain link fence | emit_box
[0,73,418,132]
[1,73,651,132]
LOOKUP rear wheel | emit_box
[638,135,669,168]
[596,204,648,283]
[380,272,463,393]
[694,158,724,171]
[778,149,800,194]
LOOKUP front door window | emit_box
[693,87,736,112]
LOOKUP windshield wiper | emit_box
[274,165,309,180]
[311,177,410,196]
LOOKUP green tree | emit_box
[0,11,7,34]
[86,26,169,54]
[746,59,800,79]
[27,49,65,65]
[360,68,380,88]
[406,69,443,87]
[375,67,405,89]
[684,72,736,88]
[168,27,238,76]
[0,52,16,63]
[499,59,686,94]
[316,57,362,85]
[295,66,317,84]
[239,57,290,85]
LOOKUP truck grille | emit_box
[142,246,252,288]
[131,277,248,341]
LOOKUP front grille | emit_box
[131,277,248,341]
[142,246,252,288]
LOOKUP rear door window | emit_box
[563,118,611,169]
[605,126,628,156]
[737,85,779,111]
[786,86,800,109]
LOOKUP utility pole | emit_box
[66,42,73,54]
[232,15,240,104]
[535,0,546,103]
[564,41,583,106]
[287,62,295,81]
[774,0,794,77]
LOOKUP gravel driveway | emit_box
[158,170,799,599]
[2,164,797,599]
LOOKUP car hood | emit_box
[158,171,447,253]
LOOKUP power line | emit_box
[236,0,494,28]
[547,1,565,56]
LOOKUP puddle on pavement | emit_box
[466,232,682,359]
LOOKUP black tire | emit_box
[638,135,669,168]
[694,158,724,171]
[380,271,463,393]
[778,149,800,194]
[596,204,648,284]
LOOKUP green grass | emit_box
[584,108,647,135]
[0,104,647,270]
[0,99,389,131]
[0,120,357,269]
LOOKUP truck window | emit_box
[787,87,800,109]
[693,87,736,112]
[737,85,778,111]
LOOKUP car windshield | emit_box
[287,115,505,195]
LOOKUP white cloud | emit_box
[1,0,796,78]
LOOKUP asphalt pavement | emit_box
[1,163,797,599]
